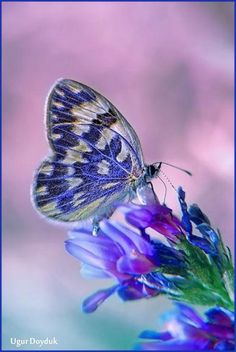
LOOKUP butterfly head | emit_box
[145,162,162,182]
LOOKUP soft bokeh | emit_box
[3,2,233,350]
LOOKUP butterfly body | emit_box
[32,79,159,229]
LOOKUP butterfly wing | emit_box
[32,79,144,222]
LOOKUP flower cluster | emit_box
[65,187,234,350]
[65,187,233,313]
[65,216,186,313]
[137,303,234,350]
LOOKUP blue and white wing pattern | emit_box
[32,79,145,223]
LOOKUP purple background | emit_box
[3,2,233,350]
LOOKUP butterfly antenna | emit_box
[155,161,192,176]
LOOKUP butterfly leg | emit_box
[92,204,118,236]
[92,219,100,236]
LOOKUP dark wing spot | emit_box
[97,108,117,127]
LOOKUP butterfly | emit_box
[32,78,163,234]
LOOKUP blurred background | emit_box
[3,2,234,350]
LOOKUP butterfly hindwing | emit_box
[33,79,144,222]
[33,155,130,221]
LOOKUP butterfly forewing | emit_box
[33,79,144,222]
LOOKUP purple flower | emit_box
[124,202,183,243]
[65,220,185,313]
[64,187,233,313]
[124,187,220,256]
[137,304,234,350]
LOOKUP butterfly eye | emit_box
[149,164,157,177]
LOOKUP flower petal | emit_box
[67,231,122,260]
[65,240,117,271]
[117,254,156,275]
[214,340,235,350]
[100,221,137,254]
[187,234,217,255]
[118,280,158,301]
[82,285,119,313]
[189,204,211,225]
[139,330,172,340]
[205,307,234,327]
[178,187,193,235]
[176,303,203,326]
[114,223,155,256]
[126,208,153,228]
[135,339,212,350]
[80,264,111,279]
[203,323,234,340]
[196,223,219,245]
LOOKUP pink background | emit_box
[3,2,234,350]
